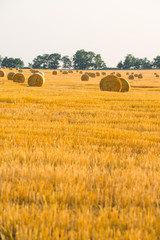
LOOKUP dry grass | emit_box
[0,69,160,239]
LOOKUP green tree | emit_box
[94,54,107,69]
[61,56,72,69]
[123,54,136,69]
[73,49,107,69]
[1,57,24,68]
[48,53,61,69]
[32,54,49,69]
[152,56,160,68]
[117,61,124,69]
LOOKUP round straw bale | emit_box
[3,66,6,69]
[126,72,129,75]
[101,72,106,75]
[68,70,73,73]
[16,68,19,70]
[79,71,83,74]
[116,72,121,77]
[52,70,57,75]
[138,73,143,79]
[156,74,159,77]
[134,74,138,77]
[88,73,96,78]
[18,69,23,72]
[96,72,100,76]
[38,71,45,76]
[0,70,6,77]
[28,73,45,87]
[120,78,130,92]
[63,71,68,74]
[100,75,122,92]
[128,75,134,80]
[81,74,89,81]
[76,70,79,72]
[60,70,62,72]
[154,73,157,75]
[9,67,13,70]
[13,73,25,83]
[7,72,15,80]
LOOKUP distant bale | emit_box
[63,71,68,74]
[60,70,62,72]
[126,72,129,75]
[9,67,13,70]
[111,72,115,75]
[81,74,89,81]
[7,72,15,80]
[85,72,89,75]
[116,72,121,77]
[16,68,19,70]
[120,78,130,92]
[13,73,25,83]
[0,70,6,77]
[28,73,45,87]
[3,66,6,69]
[154,73,157,75]
[138,73,143,79]
[88,72,96,78]
[96,72,100,76]
[76,70,79,72]
[134,74,138,77]
[18,69,23,73]
[101,72,106,75]
[131,72,134,75]
[100,75,122,92]
[52,70,57,75]
[128,75,134,80]
[79,71,83,74]
[68,70,73,73]
[156,74,159,78]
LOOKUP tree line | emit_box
[1,51,160,69]
[117,54,160,69]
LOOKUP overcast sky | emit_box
[0,0,160,67]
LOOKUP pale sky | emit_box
[0,0,160,67]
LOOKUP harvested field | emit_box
[0,69,160,239]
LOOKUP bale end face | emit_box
[100,75,122,92]
[7,72,15,80]
[0,70,6,77]
[13,73,25,83]
[28,73,45,87]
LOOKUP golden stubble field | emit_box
[0,69,160,240]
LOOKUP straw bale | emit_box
[120,78,131,92]
[0,70,6,77]
[28,73,45,87]
[128,75,134,80]
[100,75,122,92]
[52,71,57,75]
[81,74,89,81]
[13,73,25,83]
[7,72,15,80]
[116,72,121,77]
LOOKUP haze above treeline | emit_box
[1,50,160,70]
